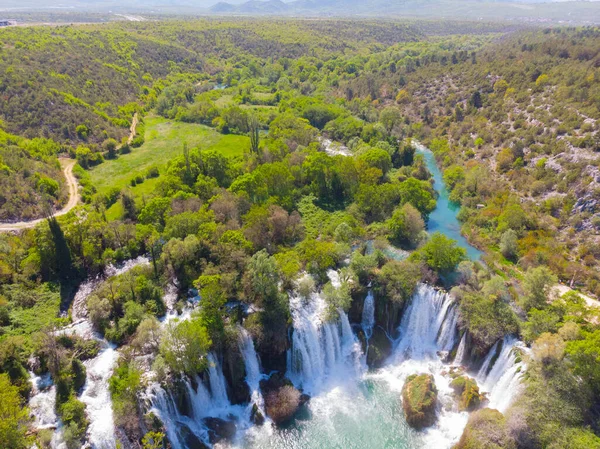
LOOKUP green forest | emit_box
[0,18,600,449]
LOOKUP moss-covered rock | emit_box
[401,373,438,429]
[450,375,484,411]
[453,408,515,449]
[366,326,392,368]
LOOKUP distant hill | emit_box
[2,0,600,24]
[208,0,600,23]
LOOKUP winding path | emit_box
[0,158,79,232]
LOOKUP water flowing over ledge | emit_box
[30,265,526,449]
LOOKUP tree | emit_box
[249,114,260,154]
[0,374,29,449]
[103,138,118,159]
[567,330,600,397]
[195,278,226,346]
[533,332,565,364]
[414,232,467,273]
[380,106,402,135]
[500,229,519,260]
[130,317,162,355]
[469,91,482,109]
[47,217,75,284]
[359,147,392,176]
[160,315,211,376]
[245,250,280,304]
[376,260,421,305]
[398,178,436,215]
[120,189,137,221]
[522,266,557,311]
[387,203,424,248]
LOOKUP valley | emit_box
[0,16,599,449]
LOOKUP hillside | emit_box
[0,129,68,221]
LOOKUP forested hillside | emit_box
[1,18,600,449]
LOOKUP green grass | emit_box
[89,115,249,196]
[215,95,235,108]
[3,284,68,348]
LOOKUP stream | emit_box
[413,141,482,261]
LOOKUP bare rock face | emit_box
[401,373,438,429]
[366,326,393,368]
[204,417,237,444]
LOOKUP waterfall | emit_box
[436,301,459,352]
[146,383,210,449]
[146,349,247,448]
[207,353,230,408]
[394,284,458,360]
[32,256,150,449]
[80,343,119,449]
[454,333,467,366]
[287,289,364,395]
[239,327,268,427]
[477,336,525,413]
[477,340,500,379]
[29,372,58,429]
[361,290,375,341]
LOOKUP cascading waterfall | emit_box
[174,282,528,449]
[146,351,247,448]
[207,353,230,408]
[287,286,364,395]
[29,372,67,449]
[454,333,467,366]
[28,256,150,449]
[361,290,375,341]
[477,336,525,413]
[29,372,57,429]
[80,342,119,449]
[146,382,210,449]
[394,284,459,360]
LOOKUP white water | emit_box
[477,336,525,413]
[319,137,352,157]
[234,283,524,449]
[146,382,210,449]
[147,351,246,448]
[361,290,375,341]
[286,289,365,396]
[394,285,458,360]
[80,343,119,449]
[29,256,150,449]
[28,372,69,449]
[454,333,467,366]
[239,327,266,414]
[50,265,525,449]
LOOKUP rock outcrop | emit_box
[401,373,438,429]
[453,408,515,449]
[450,375,484,412]
[366,327,392,368]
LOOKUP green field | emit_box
[89,115,249,196]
